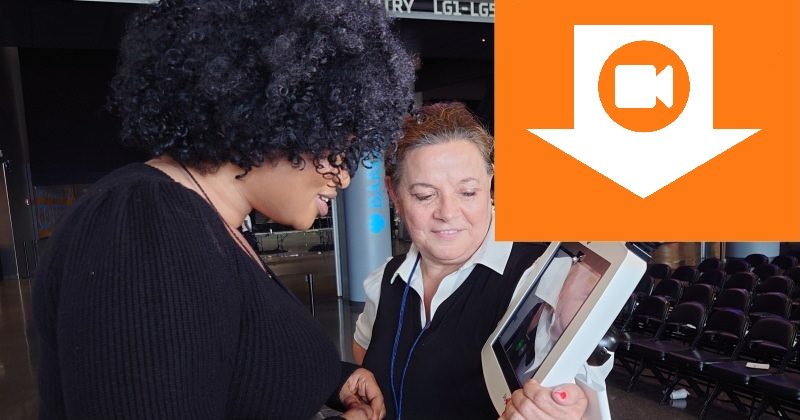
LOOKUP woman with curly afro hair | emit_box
[33,0,413,419]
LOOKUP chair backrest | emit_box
[745,253,770,268]
[697,257,722,274]
[696,269,727,289]
[738,317,797,363]
[725,272,758,293]
[712,288,751,313]
[659,301,707,345]
[758,275,793,295]
[615,293,638,326]
[784,266,800,284]
[725,259,751,275]
[647,263,673,282]
[624,295,670,333]
[671,265,699,284]
[772,255,798,271]
[652,278,683,302]
[785,266,800,298]
[753,263,781,280]
[680,283,715,307]
[750,292,791,319]
[790,303,800,322]
[699,308,748,355]
[634,274,656,296]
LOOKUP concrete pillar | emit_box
[342,158,392,302]
[725,242,780,260]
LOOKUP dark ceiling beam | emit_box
[0,0,139,49]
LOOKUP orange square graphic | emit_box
[495,1,800,241]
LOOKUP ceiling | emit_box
[0,0,494,59]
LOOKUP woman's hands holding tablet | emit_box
[500,380,587,420]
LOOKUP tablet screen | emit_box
[491,242,611,390]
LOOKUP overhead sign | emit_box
[496,1,800,240]
[383,0,494,23]
[73,0,495,22]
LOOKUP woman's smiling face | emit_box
[389,140,493,269]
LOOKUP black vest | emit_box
[362,242,547,420]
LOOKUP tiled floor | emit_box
[0,240,788,420]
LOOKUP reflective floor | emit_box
[0,240,785,420]
[0,278,38,420]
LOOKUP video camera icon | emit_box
[614,64,673,109]
[598,39,689,133]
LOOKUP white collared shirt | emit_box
[354,216,538,349]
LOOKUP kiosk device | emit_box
[481,242,649,415]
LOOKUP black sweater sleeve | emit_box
[326,361,360,412]
[35,180,241,419]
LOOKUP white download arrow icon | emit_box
[528,127,759,198]
[529,25,760,199]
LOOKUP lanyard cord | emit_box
[389,253,425,420]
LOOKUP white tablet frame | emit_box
[481,242,647,414]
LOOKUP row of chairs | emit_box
[637,272,798,300]
[646,254,800,280]
[649,256,800,285]
[614,254,800,418]
[621,284,800,329]
[650,261,800,289]
[616,298,800,419]
[635,256,800,326]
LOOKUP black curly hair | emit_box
[109,0,414,178]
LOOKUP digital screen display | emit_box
[492,242,611,389]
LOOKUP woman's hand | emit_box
[338,368,385,420]
[500,380,587,420]
[339,404,373,420]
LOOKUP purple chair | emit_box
[671,265,700,285]
[697,269,727,290]
[680,284,715,308]
[758,275,793,296]
[700,318,796,419]
[749,292,791,323]
[724,259,751,276]
[753,263,781,281]
[647,263,673,282]
[712,288,751,314]
[725,272,759,293]
[698,257,723,274]
[745,253,770,268]
[772,255,798,272]
[662,308,747,404]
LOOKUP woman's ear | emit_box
[385,176,399,210]
[489,172,495,207]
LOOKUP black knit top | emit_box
[33,163,348,419]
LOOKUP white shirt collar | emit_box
[390,214,512,285]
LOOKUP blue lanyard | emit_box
[389,253,427,420]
